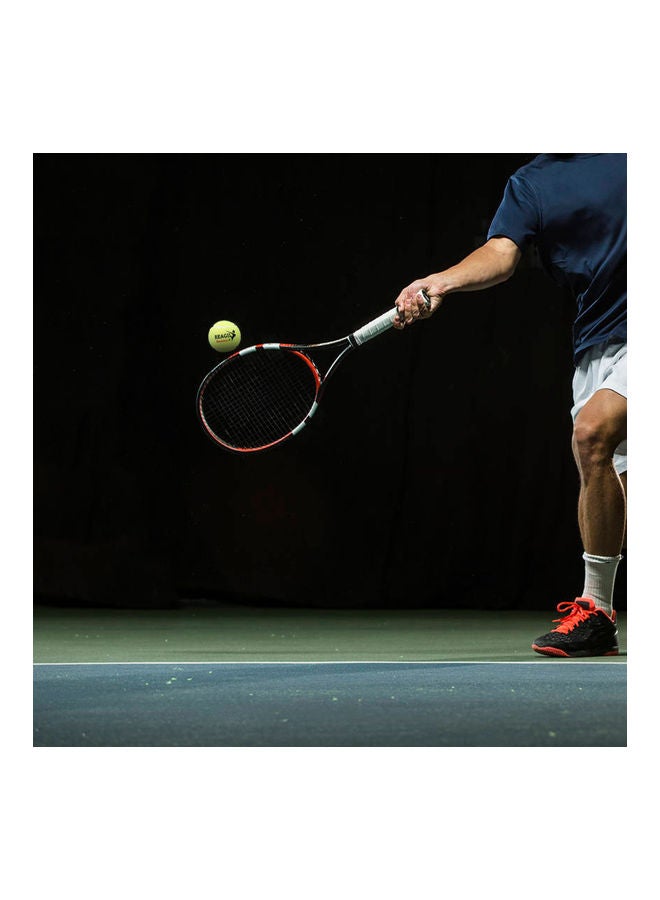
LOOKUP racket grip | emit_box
[351,308,398,346]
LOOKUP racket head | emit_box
[197,345,322,453]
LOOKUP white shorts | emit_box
[571,340,627,474]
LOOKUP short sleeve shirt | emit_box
[487,153,626,362]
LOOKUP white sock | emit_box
[582,552,622,616]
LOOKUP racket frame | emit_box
[196,291,429,453]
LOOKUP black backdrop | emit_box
[33,153,626,611]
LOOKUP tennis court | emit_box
[33,604,626,747]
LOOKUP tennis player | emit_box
[394,153,626,658]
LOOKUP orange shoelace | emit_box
[551,600,594,634]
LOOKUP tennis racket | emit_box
[197,290,431,453]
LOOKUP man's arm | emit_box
[394,236,522,327]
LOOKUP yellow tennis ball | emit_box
[208,320,241,352]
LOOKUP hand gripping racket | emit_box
[197,290,431,453]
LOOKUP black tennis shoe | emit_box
[531,597,619,658]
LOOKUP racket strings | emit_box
[200,349,319,449]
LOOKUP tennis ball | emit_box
[208,320,241,352]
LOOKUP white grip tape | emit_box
[352,308,397,346]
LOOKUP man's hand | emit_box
[393,278,447,329]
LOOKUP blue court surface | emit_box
[33,660,626,747]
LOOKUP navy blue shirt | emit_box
[487,153,627,362]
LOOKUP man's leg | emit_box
[572,388,627,557]
[532,387,626,657]
[620,470,627,550]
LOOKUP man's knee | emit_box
[572,390,627,469]
[572,420,614,468]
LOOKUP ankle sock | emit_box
[582,552,622,616]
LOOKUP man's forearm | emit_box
[434,239,521,296]
[394,236,522,327]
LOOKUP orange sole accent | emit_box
[532,644,619,658]
[531,644,569,657]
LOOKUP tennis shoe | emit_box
[531,597,619,658]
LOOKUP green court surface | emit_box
[33,604,626,664]
[34,604,626,747]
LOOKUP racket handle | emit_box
[351,308,398,346]
[351,291,430,346]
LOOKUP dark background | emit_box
[33,153,625,611]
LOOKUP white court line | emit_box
[33,659,626,667]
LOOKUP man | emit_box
[394,153,626,658]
